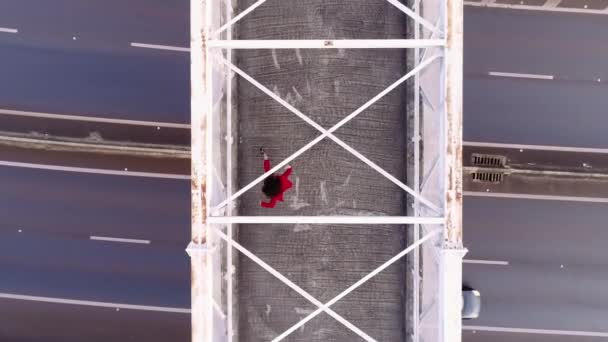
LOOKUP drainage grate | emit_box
[471,172,504,184]
[471,153,507,168]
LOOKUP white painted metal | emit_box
[192,0,463,339]
[209,216,445,225]
[385,0,440,33]
[438,0,465,341]
[213,54,443,214]
[212,0,438,37]
[212,228,377,342]
[224,1,235,340]
[0,292,190,314]
[412,0,422,338]
[273,229,442,341]
[190,0,215,341]
[213,0,268,36]
[421,154,440,192]
[219,55,442,213]
[208,39,445,49]
[439,248,467,342]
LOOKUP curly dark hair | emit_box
[262,176,282,198]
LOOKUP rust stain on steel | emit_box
[444,0,464,247]
[446,0,453,47]
[190,19,210,246]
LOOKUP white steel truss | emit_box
[190,0,465,340]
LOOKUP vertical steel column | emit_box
[190,0,215,341]
[439,0,467,340]
[225,0,235,339]
[412,0,422,340]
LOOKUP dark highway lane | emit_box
[465,8,608,80]
[464,8,608,148]
[0,0,188,53]
[0,165,190,242]
[0,2,192,340]
[464,77,608,148]
[0,234,189,307]
[463,197,608,334]
[0,42,190,124]
[0,298,189,342]
[0,164,191,340]
[464,330,608,342]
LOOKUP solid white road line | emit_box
[488,71,554,80]
[0,292,190,314]
[463,259,509,266]
[0,108,190,129]
[90,236,151,244]
[464,325,608,338]
[0,27,18,33]
[465,1,608,16]
[464,141,608,154]
[0,160,190,180]
[465,191,608,203]
[130,42,190,52]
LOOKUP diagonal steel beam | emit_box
[213,54,442,213]
[273,228,442,341]
[212,227,377,342]
[213,0,268,36]
[213,0,442,38]
[384,0,441,34]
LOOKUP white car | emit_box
[462,286,481,320]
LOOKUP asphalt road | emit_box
[0,0,190,125]
[462,8,608,341]
[0,164,191,340]
[464,7,608,148]
[0,298,190,342]
[0,41,189,125]
[0,1,193,338]
[463,196,608,329]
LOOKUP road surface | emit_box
[463,6,608,342]
[464,7,608,148]
[0,163,191,341]
[0,1,192,340]
[0,299,189,342]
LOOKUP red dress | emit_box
[260,159,293,208]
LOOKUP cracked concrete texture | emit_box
[236,0,410,340]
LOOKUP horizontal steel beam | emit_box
[208,39,445,49]
[208,216,445,225]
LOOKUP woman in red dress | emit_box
[260,148,293,208]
